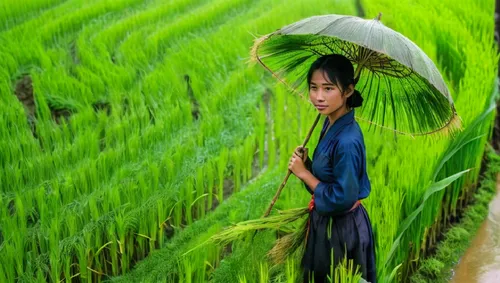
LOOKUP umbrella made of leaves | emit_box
[252,13,461,137]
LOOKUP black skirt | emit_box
[301,204,376,283]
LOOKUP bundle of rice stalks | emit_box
[184,207,309,257]
[267,215,309,265]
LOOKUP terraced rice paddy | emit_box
[0,0,498,282]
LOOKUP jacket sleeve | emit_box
[313,141,361,213]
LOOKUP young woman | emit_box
[288,54,376,283]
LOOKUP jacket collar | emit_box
[323,109,355,140]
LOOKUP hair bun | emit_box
[348,90,363,108]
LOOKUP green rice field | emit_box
[0,0,498,282]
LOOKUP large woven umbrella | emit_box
[253,13,462,217]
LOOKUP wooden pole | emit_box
[262,113,322,217]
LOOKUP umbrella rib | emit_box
[380,73,387,130]
[347,42,358,61]
[395,77,417,133]
[330,38,346,55]
[383,75,397,133]
[399,33,420,71]
[367,56,413,78]
[331,38,355,59]
[254,53,305,98]
[322,37,336,54]
[364,71,377,126]
[315,18,338,36]
[369,67,411,78]
[306,47,323,57]
[355,116,414,138]
[363,19,377,47]
[356,70,373,130]
[358,69,370,95]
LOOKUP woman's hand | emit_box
[294,146,308,161]
[289,146,308,179]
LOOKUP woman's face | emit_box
[309,69,350,115]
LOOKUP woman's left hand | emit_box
[289,152,308,179]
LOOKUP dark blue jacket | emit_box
[305,110,371,214]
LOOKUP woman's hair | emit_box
[306,54,363,108]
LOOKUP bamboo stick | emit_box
[262,113,321,217]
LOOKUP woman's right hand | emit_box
[294,146,308,162]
